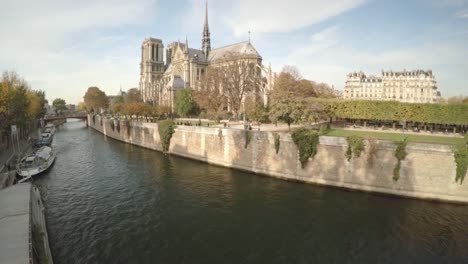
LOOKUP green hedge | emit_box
[327,100,468,125]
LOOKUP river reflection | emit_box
[35,120,468,263]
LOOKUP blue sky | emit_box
[0,0,467,104]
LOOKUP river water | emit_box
[35,120,468,263]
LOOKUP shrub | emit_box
[393,138,408,181]
[158,120,175,152]
[319,124,329,135]
[244,130,252,149]
[273,133,280,154]
[345,135,364,161]
[110,119,115,131]
[366,138,378,166]
[453,145,468,184]
[291,128,319,169]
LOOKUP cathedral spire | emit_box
[184,36,189,55]
[202,0,211,57]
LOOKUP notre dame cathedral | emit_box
[138,2,275,111]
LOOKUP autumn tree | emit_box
[110,95,124,114]
[76,102,86,111]
[193,67,227,119]
[125,88,142,103]
[26,90,46,119]
[84,86,109,113]
[52,98,67,115]
[0,72,30,133]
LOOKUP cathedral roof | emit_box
[208,41,262,62]
[174,43,208,62]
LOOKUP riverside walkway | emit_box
[0,183,31,264]
[0,183,53,264]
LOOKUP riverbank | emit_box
[0,183,53,264]
[89,115,468,204]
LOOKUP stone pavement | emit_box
[0,183,31,264]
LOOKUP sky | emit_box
[0,0,467,104]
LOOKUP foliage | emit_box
[453,145,468,184]
[26,90,46,119]
[121,102,152,119]
[0,71,44,136]
[125,88,142,103]
[291,128,320,169]
[76,102,87,112]
[174,89,199,117]
[319,124,329,135]
[345,135,365,161]
[193,67,227,119]
[244,130,252,149]
[326,99,468,125]
[84,86,109,112]
[158,120,175,152]
[110,119,115,131]
[211,52,260,117]
[393,138,408,181]
[110,95,124,114]
[52,98,67,115]
[270,66,336,102]
[273,133,280,154]
[366,138,378,166]
[245,97,268,124]
[326,129,465,145]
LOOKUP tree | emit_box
[214,52,261,118]
[52,98,67,115]
[76,102,86,111]
[193,67,227,119]
[110,96,124,114]
[0,71,32,140]
[125,88,142,103]
[174,89,199,117]
[26,90,46,119]
[84,86,109,113]
[245,96,268,125]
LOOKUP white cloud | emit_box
[456,10,468,18]
[284,30,468,96]
[0,0,156,104]
[221,0,367,36]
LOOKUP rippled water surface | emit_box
[35,120,468,263]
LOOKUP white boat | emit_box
[37,132,53,146]
[16,146,56,182]
[44,123,56,135]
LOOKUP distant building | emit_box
[342,70,441,103]
[66,104,76,111]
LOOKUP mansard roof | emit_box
[208,41,262,62]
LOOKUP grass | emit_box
[325,129,465,145]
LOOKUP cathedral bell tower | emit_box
[202,1,211,57]
[139,38,164,103]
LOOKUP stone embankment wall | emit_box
[89,115,468,204]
